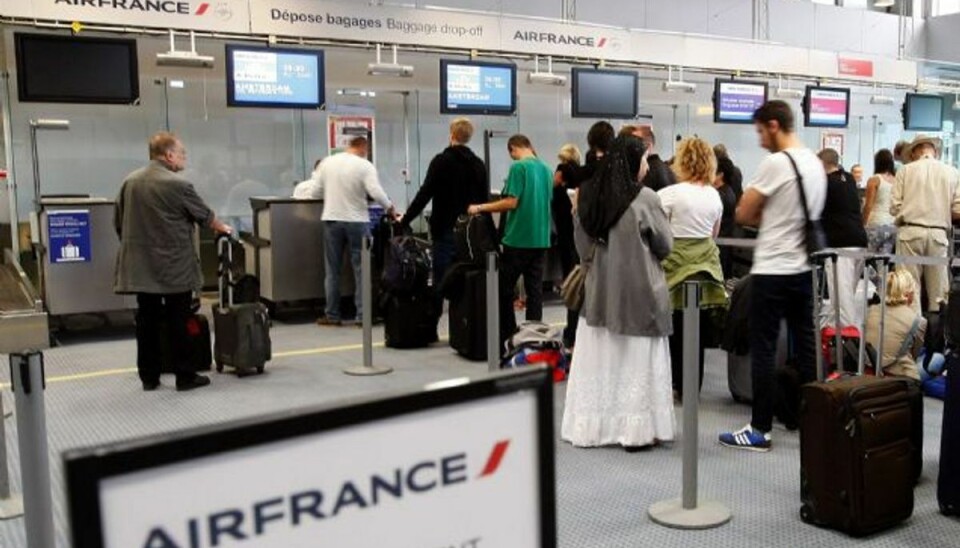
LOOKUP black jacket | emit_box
[641,154,677,192]
[403,145,488,238]
[822,170,868,248]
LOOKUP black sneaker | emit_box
[176,375,211,392]
[142,381,160,392]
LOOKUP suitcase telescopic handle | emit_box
[216,233,238,308]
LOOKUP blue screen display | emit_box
[228,47,324,108]
[442,61,515,114]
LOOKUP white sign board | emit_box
[500,18,631,61]
[25,0,251,33]
[65,372,553,548]
[250,0,501,50]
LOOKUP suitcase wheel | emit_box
[800,505,813,524]
[257,366,265,374]
[941,503,958,517]
[215,361,224,373]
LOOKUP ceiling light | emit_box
[874,0,895,8]
[528,55,567,87]
[337,89,377,98]
[367,44,414,78]
[870,94,895,105]
[662,66,696,93]
[156,30,214,68]
[775,75,802,99]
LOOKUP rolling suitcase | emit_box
[449,268,487,361]
[939,351,960,516]
[383,291,437,349]
[213,235,271,376]
[800,252,918,535]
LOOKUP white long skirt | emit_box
[561,318,676,448]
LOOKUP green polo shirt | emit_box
[501,156,553,249]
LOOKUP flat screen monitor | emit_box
[226,45,325,109]
[65,369,556,547]
[440,59,517,115]
[713,79,768,124]
[15,33,139,104]
[903,93,943,131]
[571,68,638,119]
[803,86,850,128]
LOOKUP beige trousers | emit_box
[896,225,949,312]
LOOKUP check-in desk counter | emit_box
[249,197,355,306]
[37,198,135,316]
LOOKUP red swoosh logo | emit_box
[195,3,209,15]
[479,440,510,478]
[597,38,607,48]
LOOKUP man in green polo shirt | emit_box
[468,134,553,348]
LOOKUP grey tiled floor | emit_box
[0,304,956,547]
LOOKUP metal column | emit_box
[486,252,500,371]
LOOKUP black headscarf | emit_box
[578,135,646,243]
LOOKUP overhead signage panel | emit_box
[250,0,502,50]
[501,18,632,62]
[28,0,251,33]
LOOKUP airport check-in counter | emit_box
[37,198,135,316]
[249,197,357,306]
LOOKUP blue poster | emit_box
[48,210,91,264]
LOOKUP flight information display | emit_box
[441,60,516,115]
[714,79,767,123]
[804,86,850,128]
[226,45,325,109]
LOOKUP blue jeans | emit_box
[324,221,368,321]
[751,273,818,433]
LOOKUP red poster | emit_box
[838,58,874,77]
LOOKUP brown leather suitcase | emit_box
[799,375,916,536]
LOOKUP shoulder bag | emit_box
[560,244,596,312]
[783,151,826,257]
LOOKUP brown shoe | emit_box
[316,317,342,327]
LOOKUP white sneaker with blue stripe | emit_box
[718,424,772,452]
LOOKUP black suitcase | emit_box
[383,291,436,349]
[160,314,212,373]
[449,268,487,361]
[940,351,960,516]
[213,235,271,376]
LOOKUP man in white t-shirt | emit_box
[306,137,398,325]
[719,100,826,452]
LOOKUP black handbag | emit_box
[783,151,826,258]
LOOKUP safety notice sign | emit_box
[47,210,91,264]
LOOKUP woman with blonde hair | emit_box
[658,137,726,400]
[865,269,926,380]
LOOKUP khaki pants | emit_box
[896,225,948,312]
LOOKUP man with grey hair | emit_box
[891,135,960,311]
[621,124,676,191]
[817,148,868,328]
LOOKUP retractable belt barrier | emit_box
[649,281,732,530]
[716,237,960,267]
[343,236,393,377]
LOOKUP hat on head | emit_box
[902,134,942,160]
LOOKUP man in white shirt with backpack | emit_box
[719,100,827,452]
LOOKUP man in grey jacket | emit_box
[115,132,231,392]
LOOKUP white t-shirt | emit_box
[292,177,317,199]
[747,148,827,275]
[657,182,723,238]
[307,152,392,222]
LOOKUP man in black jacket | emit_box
[621,125,676,191]
[818,148,868,328]
[402,118,488,315]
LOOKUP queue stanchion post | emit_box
[0,390,23,519]
[344,236,393,376]
[9,351,54,544]
[486,252,500,372]
[649,281,731,529]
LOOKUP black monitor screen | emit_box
[572,68,638,119]
[903,93,943,131]
[226,45,325,109]
[16,33,139,104]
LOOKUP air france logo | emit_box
[141,440,512,548]
[513,30,621,50]
[53,0,234,20]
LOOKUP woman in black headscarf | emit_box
[562,135,676,450]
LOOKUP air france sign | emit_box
[96,393,543,547]
[28,0,250,32]
[501,19,630,60]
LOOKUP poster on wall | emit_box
[820,132,845,158]
[48,210,91,264]
[328,115,375,162]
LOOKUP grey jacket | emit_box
[114,161,214,294]
[576,188,674,337]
